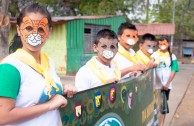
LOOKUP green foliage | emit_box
[78,0,126,16]
[35,0,57,5]
[8,0,194,39]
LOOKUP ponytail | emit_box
[167,46,172,67]
[9,33,23,54]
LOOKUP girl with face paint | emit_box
[75,29,121,92]
[113,22,146,79]
[152,36,179,126]
[134,33,157,68]
[0,3,77,126]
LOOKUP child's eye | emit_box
[110,45,116,49]
[101,45,107,49]
[132,35,136,38]
[38,27,45,33]
[25,26,33,31]
[147,45,151,47]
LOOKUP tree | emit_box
[0,0,10,59]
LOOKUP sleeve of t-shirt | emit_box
[0,63,21,99]
[75,66,91,92]
[171,54,179,72]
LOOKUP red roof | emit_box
[135,23,175,35]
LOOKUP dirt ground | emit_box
[170,74,194,126]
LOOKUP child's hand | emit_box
[147,60,155,69]
[63,84,77,98]
[162,84,169,90]
[129,71,138,77]
[134,63,146,73]
[47,94,67,110]
[106,78,118,84]
[153,63,158,68]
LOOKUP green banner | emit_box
[60,69,162,126]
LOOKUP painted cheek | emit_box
[134,35,139,43]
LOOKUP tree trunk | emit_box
[0,0,10,60]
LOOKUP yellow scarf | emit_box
[156,49,169,57]
[118,43,137,64]
[12,49,58,98]
[156,49,170,64]
[134,49,153,65]
[86,56,121,84]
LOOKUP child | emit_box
[75,29,121,91]
[152,36,179,126]
[134,33,157,68]
[113,22,146,79]
[0,3,76,126]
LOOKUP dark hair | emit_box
[9,3,52,53]
[94,29,118,45]
[141,33,156,44]
[117,22,137,35]
[159,36,172,66]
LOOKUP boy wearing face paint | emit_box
[134,33,157,68]
[113,22,146,79]
[75,29,121,92]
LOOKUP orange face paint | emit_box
[20,16,49,46]
[128,30,138,43]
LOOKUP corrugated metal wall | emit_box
[66,16,126,74]
[43,23,67,74]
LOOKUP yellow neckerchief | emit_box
[134,49,153,65]
[86,56,121,84]
[156,49,170,65]
[118,43,137,64]
[12,49,59,98]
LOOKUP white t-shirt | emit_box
[75,58,118,92]
[113,48,135,79]
[152,52,179,89]
[1,56,62,126]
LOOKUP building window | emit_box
[84,24,110,54]
[183,47,193,57]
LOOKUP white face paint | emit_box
[127,38,135,45]
[160,45,167,50]
[147,48,154,54]
[102,50,114,59]
[27,33,42,46]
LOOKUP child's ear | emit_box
[139,43,143,48]
[117,35,121,41]
[16,25,21,36]
[93,44,98,52]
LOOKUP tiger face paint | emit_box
[19,16,49,46]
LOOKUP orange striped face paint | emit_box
[20,16,49,46]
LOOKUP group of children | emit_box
[75,22,179,126]
[0,3,179,126]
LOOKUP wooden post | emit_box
[0,0,10,59]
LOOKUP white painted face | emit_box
[147,48,154,54]
[127,38,135,45]
[140,40,156,55]
[27,33,42,46]
[160,45,167,50]
[95,38,118,59]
